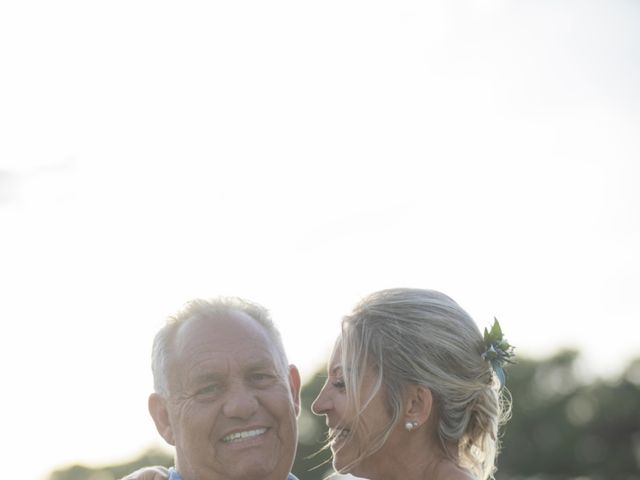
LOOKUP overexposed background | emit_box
[1,1,638,479]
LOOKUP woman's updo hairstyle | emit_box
[340,288,511,480]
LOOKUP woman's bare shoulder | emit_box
[434,462,477,480]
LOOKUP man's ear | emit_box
[288,364,302,416]
[148,393,175,446]
[405,384,434,426]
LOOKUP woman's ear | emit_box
[149,393,175,446]
[404,384,434,427]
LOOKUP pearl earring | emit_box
[404,420,418,431]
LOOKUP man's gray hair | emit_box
[151,296,289,397]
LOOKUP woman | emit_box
[310,288,513,480]
[125,288,512,480]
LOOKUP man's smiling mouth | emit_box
[222,428,268,444]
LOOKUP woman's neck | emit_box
[351,433,474,480]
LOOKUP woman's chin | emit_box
[332,455,352,475]
[332,456,363,477]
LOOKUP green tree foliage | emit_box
[49,353,640,480]
[48,448,173,480]
[291,370,333,479]
[497,351,640,480]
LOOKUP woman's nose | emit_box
[311,383,331,415]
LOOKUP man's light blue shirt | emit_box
[168,467,300,480]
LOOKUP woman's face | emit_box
[311,341,397,477]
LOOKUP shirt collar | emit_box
[167,468,182,480]
[168,468,299,480]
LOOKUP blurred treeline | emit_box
[49,351,640,480]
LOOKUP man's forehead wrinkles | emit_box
[182,334,274,355]
[189,357,276,382]
[174,316,272,352]
[189,353,277,372]
[175,333,270,362]
[181,343,277,371]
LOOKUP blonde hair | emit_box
[339,288,511,480]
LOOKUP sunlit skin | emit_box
[311,341,476,480]
[148,310,301,480]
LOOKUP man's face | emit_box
[151,311,300,480]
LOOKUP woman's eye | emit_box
[332,379,346,390]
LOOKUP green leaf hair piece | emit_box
[482,317,515,388]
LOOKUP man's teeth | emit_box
[223,428,267,443]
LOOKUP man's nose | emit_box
[222,382,259,419]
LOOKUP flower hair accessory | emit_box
[482,318,515,388]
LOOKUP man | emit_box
[125,297,301,480]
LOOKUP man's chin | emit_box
[226,464,284,480]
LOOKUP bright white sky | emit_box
[1,1,638,479]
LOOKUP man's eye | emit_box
[196,384,220,396]
[250,373,276,384]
